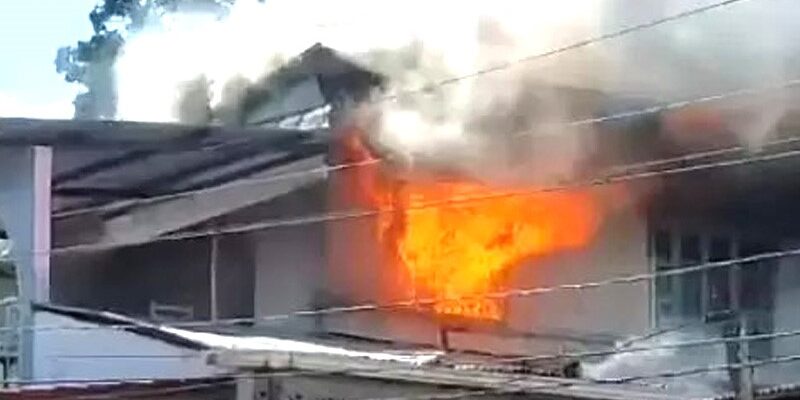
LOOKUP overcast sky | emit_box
[0,0,97,118]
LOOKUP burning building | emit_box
[305,46,800,392]
[4,43,800,396]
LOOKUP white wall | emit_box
[32,311,227,382]
[508,205,651,339]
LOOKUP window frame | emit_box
[649,224,777,358]
[649,225,740,328]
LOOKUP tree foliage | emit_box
[55,0,233,119]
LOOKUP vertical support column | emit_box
[0,146,52,381]
[209,236,219,322]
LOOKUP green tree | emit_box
[55,0,233,119]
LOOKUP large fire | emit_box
[339,132,603,321]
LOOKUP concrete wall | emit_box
[32,311,226,381]
[506,205,651,343]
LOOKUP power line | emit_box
[50,75,800,221]
[3,367,543,399]
[259,0,753,124]
[59,375,545,400]
[499,328,800,365]
[50,157,375,220]
[25,350,800,400]
[16,326,800,368]
[47,0,768,222]
[594,353,800,385]
[67,379,235,400]
[4,368,348,388]
[44,144,800,256]
[8,245,800,333]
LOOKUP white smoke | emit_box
[582,331,731,397]
[113,0,603,123]
[110,0,800,181]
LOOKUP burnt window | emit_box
[708,237,731,313]
[652,230,736,325]
[654,230,672,267]
[739,240,777,360]
[680,235,702,318]
[651,229,777,359]
[653,230,676,323]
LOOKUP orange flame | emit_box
[339,131,603,321]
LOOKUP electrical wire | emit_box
[8,323,800,371]
[23,349,800,400]
[47,0,767,222]
[43,145,800,256]
[50,76,800,221]
[67,379,236,400]
[63,376,543,400]
[50,156,372,220]
[3,367,540,399]
[498,328,800,365]
[257,0,753,123]
[43,327,800,371]
[594,353,800,385]
[6,245,800,333]
[3,2,779,397]
[4,368,350,388]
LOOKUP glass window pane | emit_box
[682,272,702,318]
[680,235,702,318]
[740,241,776,311]
[681,235,701,264]
[708,237,731,312]
[710,237,731,261]
[654,230,671,268]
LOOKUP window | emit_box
[680,234,702,319]
[653,230,714,326]
[653,230,675,320]
[739,241,777,360]
[651,228,777,358]
[708,237,731,313]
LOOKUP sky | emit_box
[0,0,98,118]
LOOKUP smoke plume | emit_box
[58,0,800,183]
